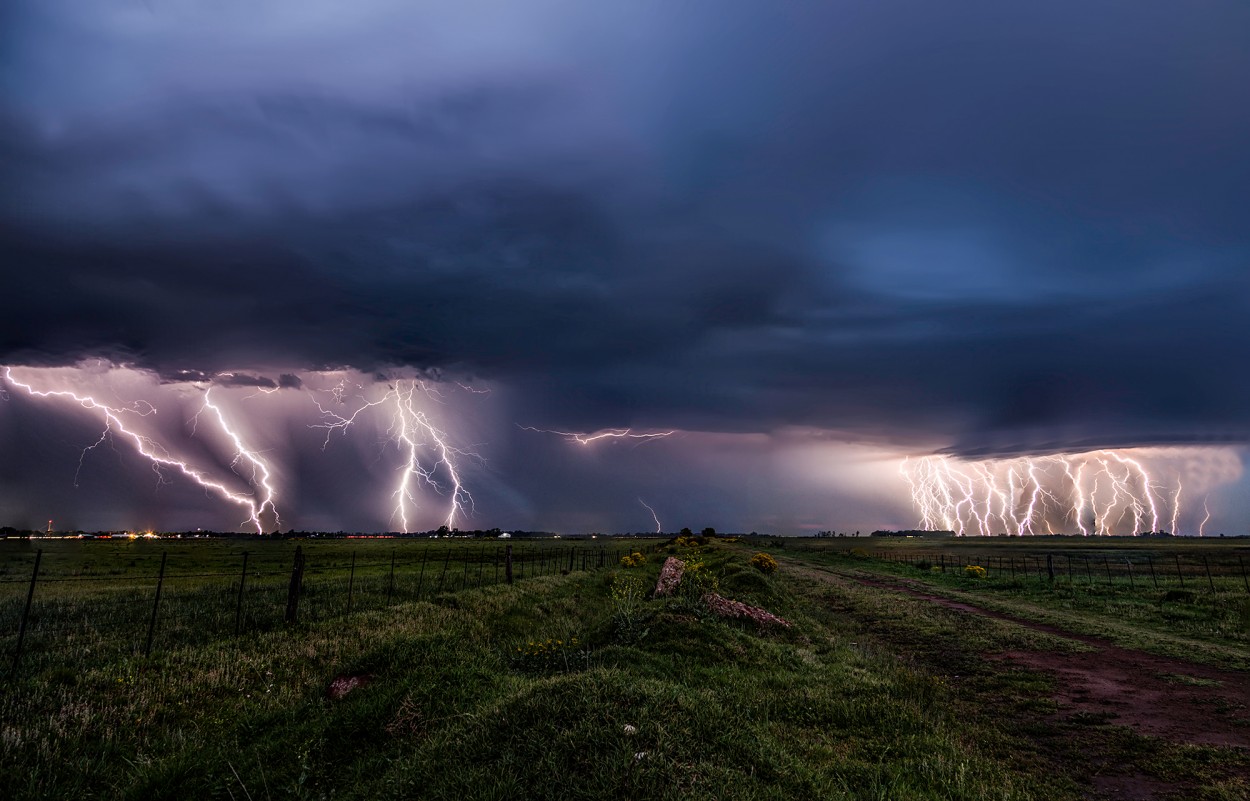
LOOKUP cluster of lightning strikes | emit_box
[900,451,1204,536]
[518,426,674,446]
[312,379,475,532]
[3,367,279,533]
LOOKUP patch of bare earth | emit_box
[789,565,1250,800]
[853,577,1250,749]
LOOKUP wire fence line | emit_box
[2,543,631,681]
[821,546,1250,594]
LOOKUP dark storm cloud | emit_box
[213,373,277,389]
[3,0,1249,454]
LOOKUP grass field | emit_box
[2,535,1248,800]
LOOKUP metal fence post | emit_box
[144,552,168,658]
[505,545,513,584]
[10,549,42,679]
[437,548,450,593]
[285,545,305,625]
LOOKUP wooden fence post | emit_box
[1175,554,1185,589]
[1103,556,1113,588]
[10,549,42,679]
[1148,554,1158,589]
[1046,554,1054,582]
[284,545,305,625]
[234,551,249,635]
[1203,556,1215,593]
[144,552,168,658]
[505,545,513,584]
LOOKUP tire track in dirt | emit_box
[849,575,1250,749]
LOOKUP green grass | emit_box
[2,536,1246,799]
[782,538,1250,671]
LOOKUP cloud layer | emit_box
[3,2,1249,531]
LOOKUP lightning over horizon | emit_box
[311,377,478,532]
[0,363,1245,536]
[900,448,1242,536]
[638,498,663,534]
[3,365,279,533]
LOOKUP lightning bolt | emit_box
[3,366,273,533]
[195,388,281,532]
[518,426,674,446]
[638,498,663,534]
[312,378,476,532]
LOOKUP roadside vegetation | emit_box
[2,535,1246,800]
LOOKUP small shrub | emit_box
[611,574,647,637]
[749,552,778,574]
[619,552,647,568]
[964,565,988,580]
[679,557,719,597]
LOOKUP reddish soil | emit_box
[854,577,1250,749]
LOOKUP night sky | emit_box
[2,2,1248,535]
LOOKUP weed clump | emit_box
[509,637,589,674]
[610,573,648,639]
[619,552,648,568]
[679,556,719,597]
[964,565,988,580]
[749,552,778,574]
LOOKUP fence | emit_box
[850,548,1250,594]
[2,542,631,680]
